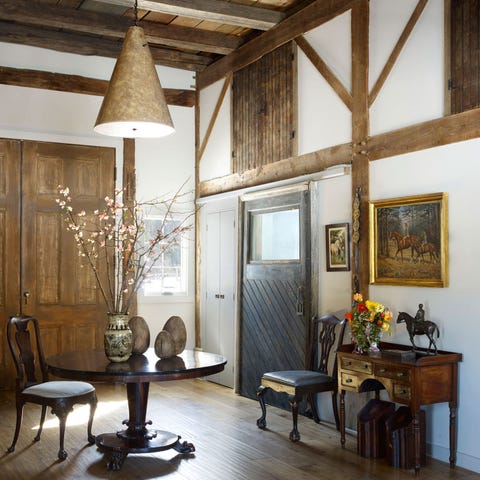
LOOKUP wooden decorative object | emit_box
[357,399,395,458]
[129,316,150,355]
[163,316,187,353]
[154,330,177,359]
[154,316,187,358]
[386,407,426,469]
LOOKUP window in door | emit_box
[249,207,300,262]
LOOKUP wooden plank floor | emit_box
[0,379,478,480]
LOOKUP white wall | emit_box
[0,41,197,349]
[198,0,479,472]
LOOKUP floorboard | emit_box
[0,379,477,480]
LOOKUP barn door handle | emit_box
[296,286,304,316]
[23,291,31,305]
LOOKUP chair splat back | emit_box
[312,315,346,375]
[7,316,49,389]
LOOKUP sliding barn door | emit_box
[239,186,311,407]
[0,140,115,388]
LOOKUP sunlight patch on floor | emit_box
[30,399,126,430]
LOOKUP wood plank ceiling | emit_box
[0,0,314,72]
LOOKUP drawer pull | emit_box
[396,372,405,377]
[379,368,387,373]
[345,378,353,384]
[364,364,370,369]
[345,361,352,366]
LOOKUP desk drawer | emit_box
[340,372,359,388]
[341,357,373,374]
[374,364,411,381]
[393,383,411,401]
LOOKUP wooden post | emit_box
[351,0,370,296]
[123,138,137,315]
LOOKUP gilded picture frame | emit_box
[325,223,350,272]
[369,193,448,287]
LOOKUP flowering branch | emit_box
[56,185,195,314]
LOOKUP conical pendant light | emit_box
[94,1,174,138]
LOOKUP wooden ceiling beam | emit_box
[0,66,195,107]
[198,142,352,197]
[0,22,212,71]
[94,0,285,30]
[197,0,353,90]
[0,0,241,55]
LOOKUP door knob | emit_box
[23,291,31,305]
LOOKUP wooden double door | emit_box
[0,139,115,388]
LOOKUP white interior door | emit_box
[202,209,236,388]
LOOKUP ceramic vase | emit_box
[104,313,133,362]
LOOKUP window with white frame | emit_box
[140,216,188,296]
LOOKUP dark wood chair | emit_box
[256,314,346,442]
[6,315,97,460]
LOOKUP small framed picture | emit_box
[369,192,448,287]
[325,223,350,272]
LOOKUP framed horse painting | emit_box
[325,223,350,272]
[369,193,448,287]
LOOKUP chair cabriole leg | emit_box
[256,385,269,429]
[289,395,301,442]
[87,395,97,444]
[35,405,47,441]
[7,401,24,453]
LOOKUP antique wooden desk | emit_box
[337,342,462,473]
[47,348,226,470]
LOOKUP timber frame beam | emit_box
[0,66,195,108]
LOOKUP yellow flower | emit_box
[366,300,381,312]
[381,322,390,331]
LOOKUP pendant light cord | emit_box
[134,0,138,26]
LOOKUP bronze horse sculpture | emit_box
[396,311,440,354]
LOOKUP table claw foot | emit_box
[107,452,127,471]
[88,433,96,444]
[173,438,195,454]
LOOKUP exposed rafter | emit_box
[197,0,353,89]
[0,0,242,56]
[94,0,286,30]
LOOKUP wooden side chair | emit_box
[256,314,346,442]
[6,315,97,460]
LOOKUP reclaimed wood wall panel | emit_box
[451,0,480,113]
[232,42,296,173]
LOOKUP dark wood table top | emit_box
[47,348,227,383]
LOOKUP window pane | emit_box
[141,218,187,295]
[250,208,300,261]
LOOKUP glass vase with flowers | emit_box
[345,293,392,354]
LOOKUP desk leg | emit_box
[449,401,457,468]
[340,390,346,446]
[413,411,421,475]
